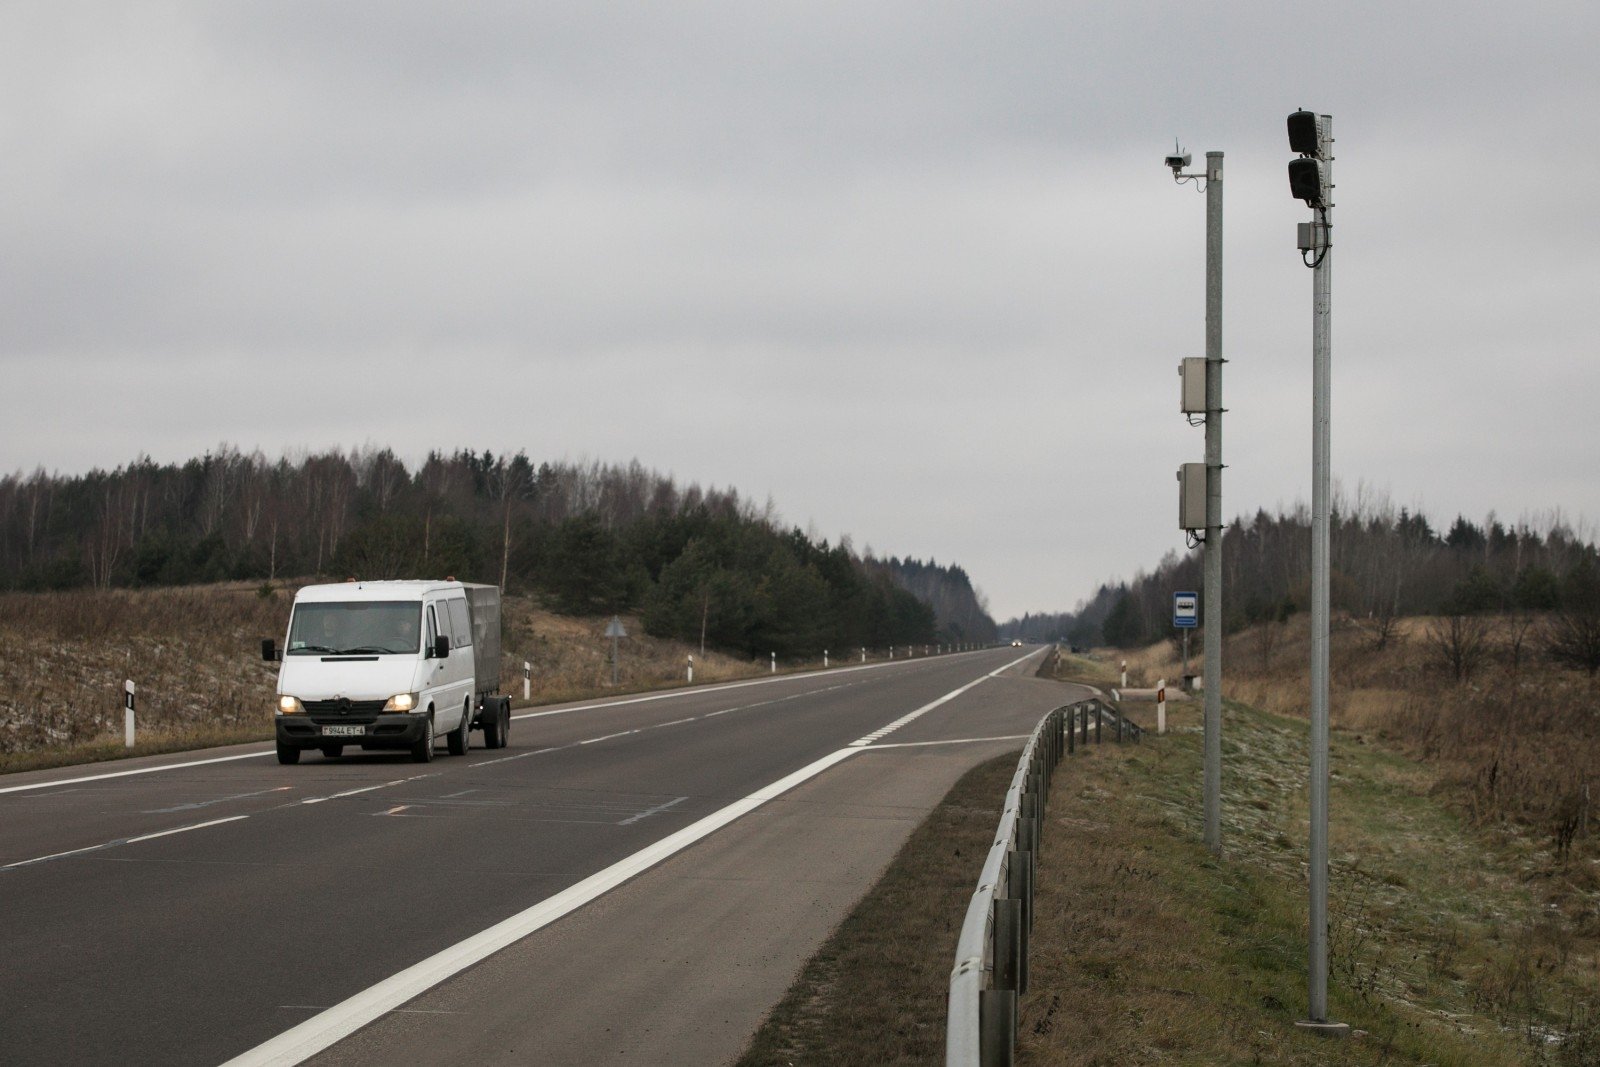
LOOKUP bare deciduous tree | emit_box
[1426,614,1493,681]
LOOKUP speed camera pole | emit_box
[1288,109,1348,1037]
[1201,150,1224,857]
[1167,146,1225,856]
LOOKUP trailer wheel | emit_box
[499,698,511,748]
[276,741,300,765]
[482,701,503,749]
[447,701,471,756]
[411,714,435,763]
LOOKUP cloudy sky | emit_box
[2,2,1595,619]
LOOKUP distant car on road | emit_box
[1011,639,1023,647]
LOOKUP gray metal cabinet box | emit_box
[1178,462,1206,530]
[1180,358,1206,414]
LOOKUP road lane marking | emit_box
[507,651,972,723]
[2,814,250,871]
[0,750,273,795]
[617,796,688,825]
[219,746,860,1067]
[219,653,1038,1067]
[861,735,1031,749]
[848,649,1038,747]
[472,690,823,768]
[142,786,293,814]
[301,775,433,805]
[124,815,249,843]
[0,842,107,870]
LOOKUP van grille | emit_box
[304,698,387,721]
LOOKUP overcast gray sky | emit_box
[3,2,1596,620]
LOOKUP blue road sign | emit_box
[1173,591,1199,628]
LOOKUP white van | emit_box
[262,580,510,765]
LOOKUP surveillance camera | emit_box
[1165,152,1191,172]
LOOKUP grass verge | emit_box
[737,752,1024,1066]
[1018,692,1598,1065]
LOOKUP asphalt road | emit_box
[0,646,1087,1066]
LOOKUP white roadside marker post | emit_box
[824,649,829,668]
[770,652,776,674]
[523,661,531,701]
[123,680,136,748]
[860,647,866,663]
[687,655,694,683]
[1157,678,1167,735]
[1121,660,1128,688]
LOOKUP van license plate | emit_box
[321,725,365,737]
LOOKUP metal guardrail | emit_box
[945,697,1142,1066]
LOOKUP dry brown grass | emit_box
[501,601,762,705]
[0,581,782,774]
[1017,716,1533,1065]
[1041,620,1600,1062]
[0,583,289,763]
[1101,616,1600,864]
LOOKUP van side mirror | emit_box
[432,635,451,659]
[261,639,280,662]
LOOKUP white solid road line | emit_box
[859,735,1031,749]
[0,750,273,796]
[219,650,1040,1067]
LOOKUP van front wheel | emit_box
[447,703,471,756]
[276,741,300,765]
[411,715,435,763]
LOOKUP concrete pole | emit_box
[1202,149,1225,857]
[1307,118,1336,1028]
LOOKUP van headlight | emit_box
[277,695,304,715]
[383,693,418,712]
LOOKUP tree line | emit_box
[0,446,997,658]
[1001,491,1599,667]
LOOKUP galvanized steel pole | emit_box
[1307,119,1335,1026]
[1203,151,1224,856]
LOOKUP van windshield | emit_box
[287,602,421,655]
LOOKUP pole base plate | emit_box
[1295,1019,1350,1039]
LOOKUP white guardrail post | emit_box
[123,679,136,748]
